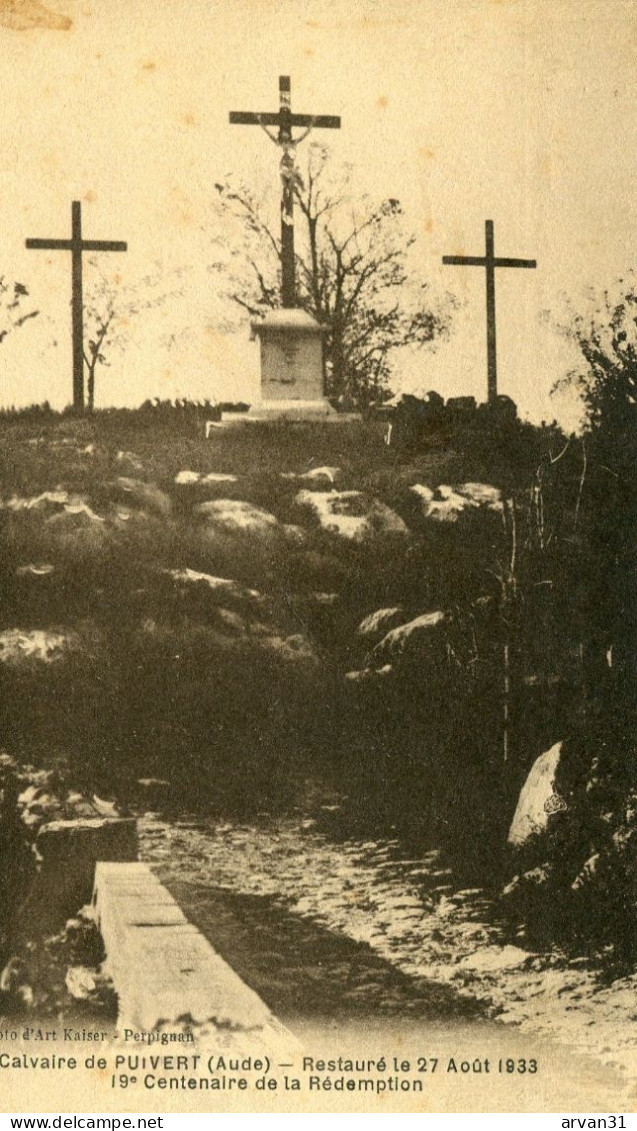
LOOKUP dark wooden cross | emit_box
[230,75,341,308]
[26,201,127,412]
[443,220,537,404]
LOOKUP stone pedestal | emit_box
[249,308,334,419]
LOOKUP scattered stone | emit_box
[296,490,409,541]
[508,742,566,848]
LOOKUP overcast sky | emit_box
[1,0,634,426]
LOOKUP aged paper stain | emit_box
[0,0,71,30]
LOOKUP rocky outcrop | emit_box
[295,489,409,541]
[410,482,503,522]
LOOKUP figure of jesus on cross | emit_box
[230,76,341,308]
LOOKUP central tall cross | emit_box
[443,220,537,404]
[230,76,341,307]
[26,201,127,412]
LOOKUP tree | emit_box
[552,276,637,459]
[82,261,190,412]
[212,145,452,407]
[0,277,39,344]
[550,276,637,721]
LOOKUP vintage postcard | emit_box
[0,0,634,1116]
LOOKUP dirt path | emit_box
[139,812,636,1106]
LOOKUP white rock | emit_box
[202,472,238,484]
[410,484,434,503]
[357,607,405,638]
[296,490,408,541]
[345,664,393,682]
[457,945,532,973]
[113,478,171,517]
[65,966,97,1000]
[5,490,69,511]
[411,482,503,522]
[164,568,260,599]
[116,450,144,471]
[507,741,566,848]
[16,563,55,577]
[175,470,201,485]
[196,499,280,535]
[0,628,71,665]
[374,611,446,657]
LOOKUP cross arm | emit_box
[81,240,128,252]
[493,257,537,269]
[230,110,340,129]
[229,111,282,126]
[442,255,486,266]
[290,114,341,129]
[26,238,73,250]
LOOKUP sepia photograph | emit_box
[0,0,634,1115]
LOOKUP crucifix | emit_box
[443,220,537,404]
[230,76,341,308]
[26,201,127,413]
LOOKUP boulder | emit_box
[345,664,393,683]
[410,482,503,522]
[0,628,74,666]
[15,563,55,577]
[175,471,238,486]
[457,945,533,973]
[116,450,144,472]
[282,466,341,485]
[295,490,408,541]
[507,742,567,849]
[110,477,171,517]
[39,503,110,558]
[4,490,70,512]
[163,568,261,602]
[196,499,280,537]
[15,818,139,935]
[373,610,446,659]
[36,817,138,866]
[356,607,405,640]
